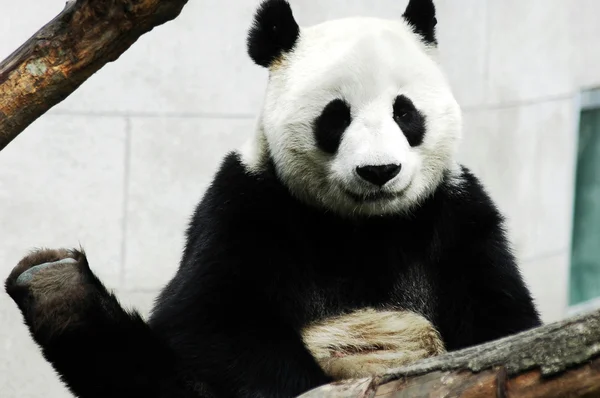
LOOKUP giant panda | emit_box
[5,0,542,397]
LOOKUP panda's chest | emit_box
[276,218,438,324]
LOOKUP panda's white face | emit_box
[243,6,462,217]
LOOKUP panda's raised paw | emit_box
[5,248,95,336]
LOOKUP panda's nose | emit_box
[355,164,402,187]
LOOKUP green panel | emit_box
[570,109,600,306]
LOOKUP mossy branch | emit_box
[300,308,600,398]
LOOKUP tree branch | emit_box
[300,308,600,397]
[0,0,189,151]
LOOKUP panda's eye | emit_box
[394,111,411,124]
[393,95,416,123]
[314,99,352,154]
[392,95,426,147]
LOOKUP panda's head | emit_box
[242,0,462,217]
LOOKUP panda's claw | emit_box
[15,258,78,286]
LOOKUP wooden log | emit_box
[0,0,189,151]
[300,308,600,397]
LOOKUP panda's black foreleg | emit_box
[147,269,335,398]
[5,248,211,398]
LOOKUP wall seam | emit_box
[48,110,257,120]
[463,92,576,112]
[119,117,132,289]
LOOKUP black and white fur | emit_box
[5,1,542,397]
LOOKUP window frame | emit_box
[567,87,600,317]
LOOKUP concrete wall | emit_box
[1,1,598,396]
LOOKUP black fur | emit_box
[393,95,427,147]
[7,152,541,398]
[403,0,438,45]
[313,99,352,154]
[247,0,300,67]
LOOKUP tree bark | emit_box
[0,0,189,151]
[300,308,600,398]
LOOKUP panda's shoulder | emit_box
[440,164,494,203]
[187,151,292,234]
[435,164,507,235]
[206,151,274,196]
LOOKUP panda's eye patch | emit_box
[314,99,352,154]
[393,95,426,147]
[393,95,417,123]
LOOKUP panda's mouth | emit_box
[341,179,413,204]
[342,188,401,203]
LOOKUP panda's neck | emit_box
[246,153,446,228]
[238,124,270,175]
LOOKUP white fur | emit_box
[301,308,445,379]
[241,16,463,216]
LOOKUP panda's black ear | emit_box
[247,0,300,68]
[402,0,438,45]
